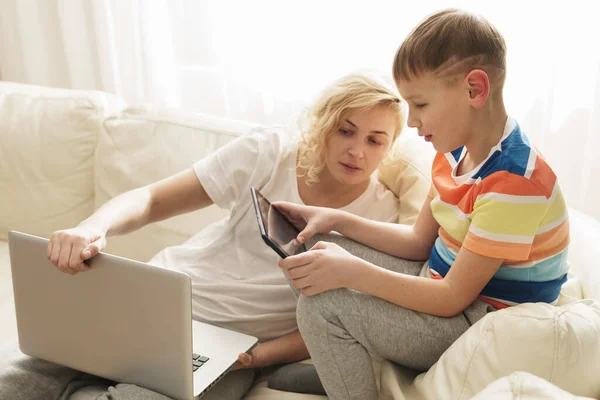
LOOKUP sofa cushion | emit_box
[96,106,256,261]
[565,208,600,302]
[380,300,600,399]
[0,240,17,346]
[471,371,595,400]
[378,127,435,225]
[0,82,125,241]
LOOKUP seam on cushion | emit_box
[515,372,522,399]
[103,114,248,139]
[0,91,103,108]
[457,317,494,399]
[550,307,568,382]
[0,167,94,184]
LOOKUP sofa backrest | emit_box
[97,106,256,261]
[0,82,125,241]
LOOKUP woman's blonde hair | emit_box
[297,71,404,185]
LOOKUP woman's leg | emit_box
[0,341,256,400]
[298,234,494,400]
[0,341,80,400]
[68,368,257,400]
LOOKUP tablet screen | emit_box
[252,188,306,257]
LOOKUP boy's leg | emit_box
[297,288,493,400]
[297,234,494,400]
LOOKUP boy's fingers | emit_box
[309,241,328,251]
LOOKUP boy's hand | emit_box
[278,241,366,296]
[273,202,341,245]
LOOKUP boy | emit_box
[276,8,570,400]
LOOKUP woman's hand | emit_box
[46,225,107,275]
[232,343,267,370]
[278,241,366,296]
[273,201,343,244]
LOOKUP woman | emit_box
[2,71,410,400]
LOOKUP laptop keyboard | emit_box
[192,353,210,372]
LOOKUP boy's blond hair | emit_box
[393,9,507,89]
[297,71,404,185]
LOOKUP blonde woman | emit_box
[1,71,409,400]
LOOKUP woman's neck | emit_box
[296,166,370,209]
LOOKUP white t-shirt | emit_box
[149,127,399,341]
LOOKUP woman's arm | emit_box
[48,168,212,273]
[83,168,212,235]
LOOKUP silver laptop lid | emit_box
[9,231,194,400]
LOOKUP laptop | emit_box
[8,231,258,400]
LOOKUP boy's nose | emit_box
[407,113,420,128]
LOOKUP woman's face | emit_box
[324,105,397,186]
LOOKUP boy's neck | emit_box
[460,97,508,172]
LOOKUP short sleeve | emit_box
[463,175,551,260]
[193,127,290,210]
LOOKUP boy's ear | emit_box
[465,70,490,109]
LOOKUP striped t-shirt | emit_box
[428,117,569,309]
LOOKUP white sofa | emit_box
[1,82,599,399]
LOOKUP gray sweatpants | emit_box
[297,234,495,400]
[0,340,257,400]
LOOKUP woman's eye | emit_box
[414,103,427,109]
[368,138,382,145]
[339,129,352,136]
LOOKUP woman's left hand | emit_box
[232,344,266,370]
[278,241,365,296]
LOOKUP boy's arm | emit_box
[333,197,440,260]
[354,247,503,317]
[235,330,309,369]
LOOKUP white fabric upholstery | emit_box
[0,83,124,241]
[471,371,596,400]
[565,207,600,302]
[378,126,436,225]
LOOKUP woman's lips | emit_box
[340,162,361,172]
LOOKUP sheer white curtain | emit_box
[1,0,598,219]
[0,0,177,105]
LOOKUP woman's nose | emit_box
[348,141,365,158]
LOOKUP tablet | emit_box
[250,187,306,258]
